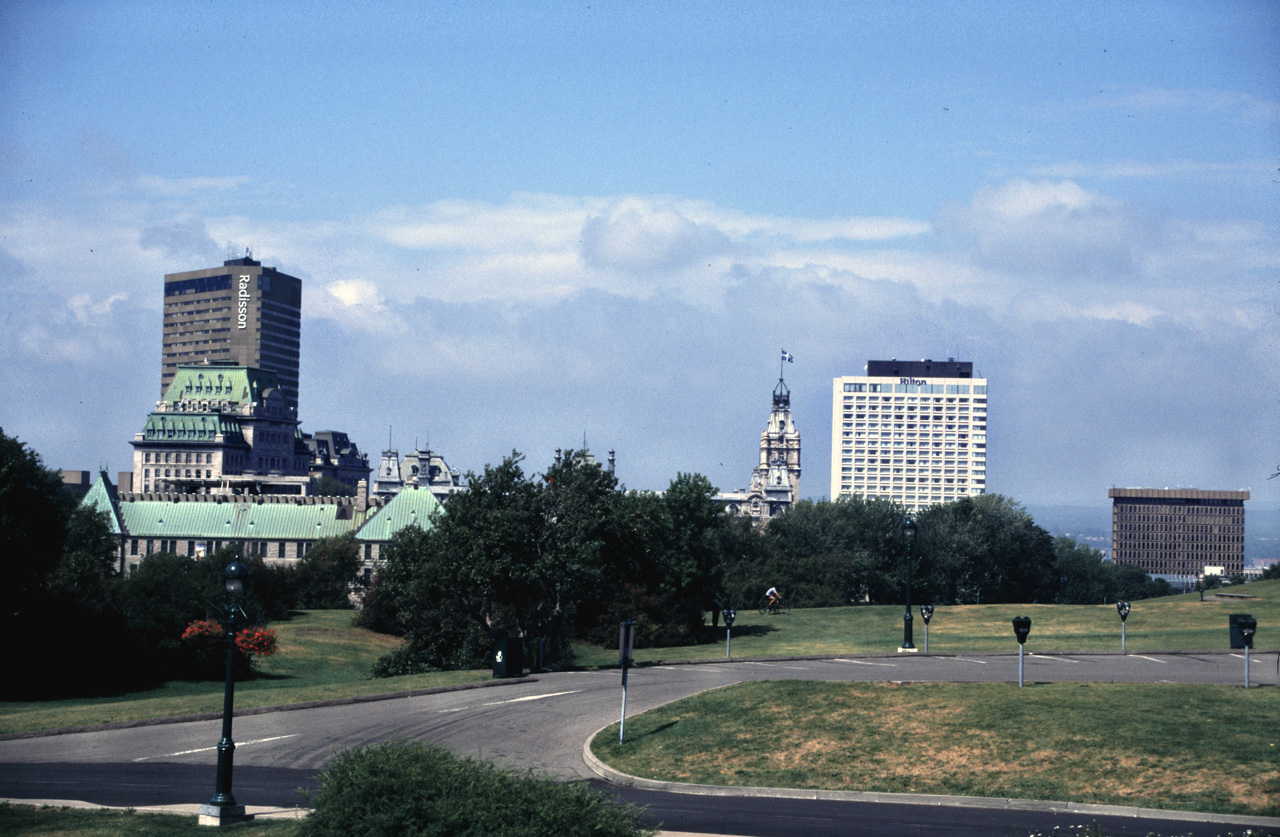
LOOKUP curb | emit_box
[0,676,538,741]
[581,725,1280,830]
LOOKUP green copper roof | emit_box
[140,412,245,443]
[356,486,442,542]
[165,366,283,407]
[119,499,367,541]
[80,473,123,535]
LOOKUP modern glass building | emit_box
[161,255,302,411]
[830,359,987,511]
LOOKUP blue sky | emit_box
[1,1,1277,512]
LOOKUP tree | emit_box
[0,428,71,620]
[297,534,362,608]
[915,494,1055,605]
[1052,535,1111,604]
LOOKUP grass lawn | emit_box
[573,580,1280,666]
[0,610,488,734]
[592,680,1280,818]
[0,803,302,836]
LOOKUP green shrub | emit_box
[301,740,654,837]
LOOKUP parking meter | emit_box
[1012,616,1031,687]
[920,604,934,653]
[1116,601,1130,622]
[1238,616,1256,649]
[722,609,736,658]
[1238,616,1257,689]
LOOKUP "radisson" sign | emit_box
[237,274,251,329]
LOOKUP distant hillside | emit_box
[1026,503,1280,564]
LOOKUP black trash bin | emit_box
[1229,614,1253,649]
[492,636,524,678]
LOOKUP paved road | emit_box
[2,651,1276,836]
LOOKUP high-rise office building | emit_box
[831,359,987,511]
[1109,488,1247,585]
[162,255,302,410]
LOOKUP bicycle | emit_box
[759,597,790,615]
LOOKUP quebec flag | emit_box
[781,349,794,363]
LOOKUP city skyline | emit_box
[1,2,1277,510]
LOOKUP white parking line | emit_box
[833,658,897,667]
[1028,654,1082,664]
[741,662,810,670]
[1129,654,1167,664]
[950,657,989,664]
[134,734,300,762]
[482,689,580,706]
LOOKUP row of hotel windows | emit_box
[844,435,983,442]
[146,451,214,464]
[144,425,232,440]
[1116,533,1244,544]
[843,383,988,394]
[127,538,379,565]
[1114,511,1243,523]
[1114,522,1242,534]
[144,468,213,480]
[839,441,986,452]
[842,465,986,475]
[128,538,313,557]
[164,347,232,360]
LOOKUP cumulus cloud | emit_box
[939,179,1143,281]
[580,197,735,275]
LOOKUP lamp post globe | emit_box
[900,514,917,651]
[223,560,248,603]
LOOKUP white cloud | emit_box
[580,197,735,275]
[939,178,1143,282]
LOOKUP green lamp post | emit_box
[900,514,917,651]
[198,560,252,827]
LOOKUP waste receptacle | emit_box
[1229,614,1253,649]
[492,636,524,678]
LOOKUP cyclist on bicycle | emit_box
[765,586,781,608]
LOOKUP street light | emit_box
[1116,601,1130,652]
[900,514,917,652]
[198,560,252,827]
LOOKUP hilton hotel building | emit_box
[162,256,302,411]
[831,360,987,511]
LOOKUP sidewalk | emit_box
[0,797,723,836]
